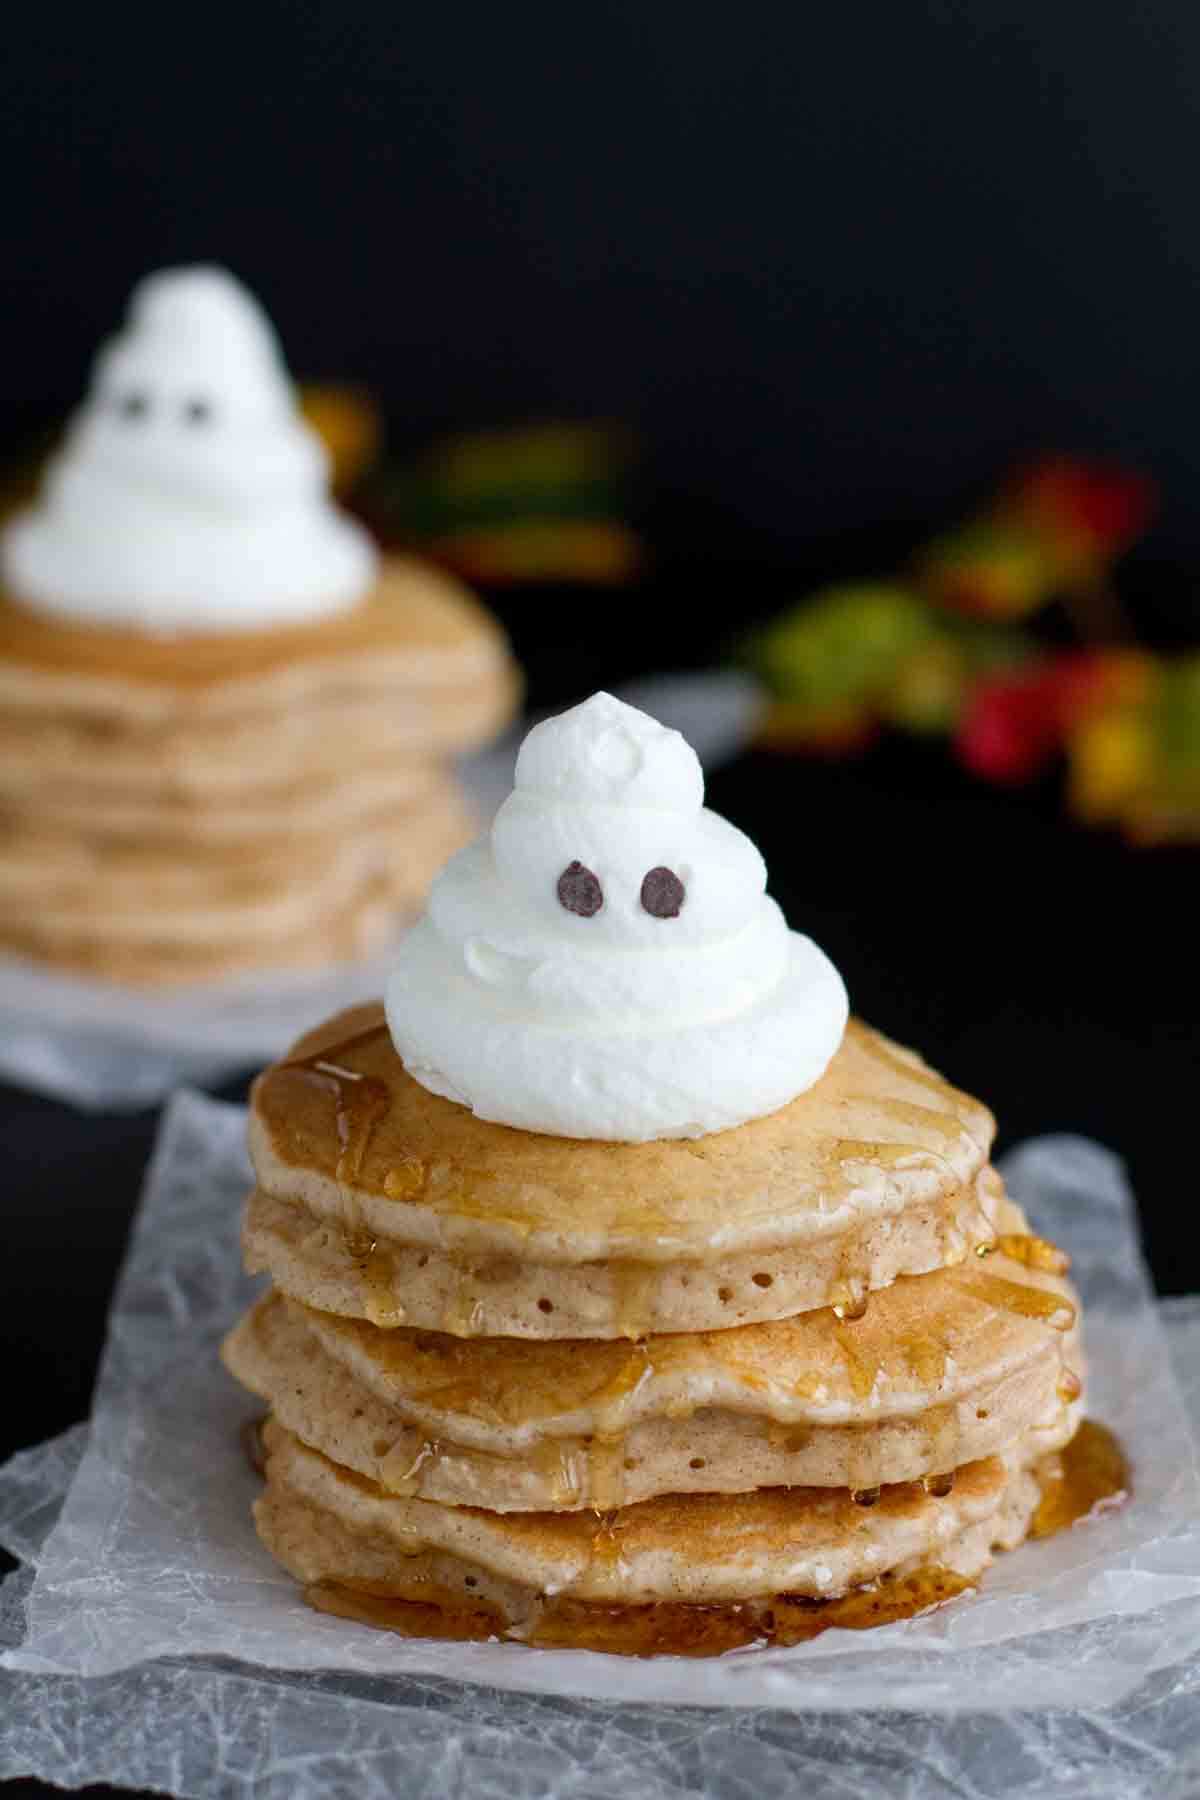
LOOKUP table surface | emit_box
[2,627,1198,1798]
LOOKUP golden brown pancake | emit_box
[222,1242,1081,1508]
[0,751,445,846]
[0,898,394,986]
[245,1006,997,1336]
[0,556,519,983]
[253,1413,1077,1650]
[0,796,471,985]
[0,782,471,937]
[0,707,442,801]
[0,557,517,728]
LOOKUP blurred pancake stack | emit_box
[0,266,518,985]
[223,698,1114,1657]
[0,568,515,982]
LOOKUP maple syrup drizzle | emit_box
[305,1565,980,1657]
[825,1217,872,1321]
[792,1370,829,1403]
[383,1157,426,1200]
[830,1282,869,1322]
[541,1440,588,1508]
[939,1218,969,1269]
[551,1346,651,1509]
[865,1095,961,1146]
[991,1233,1071,1277]
[357,1246,407,1328]
[586,1436,630,1511]
[377,1426,594,1508]
[278,1020,391,1146]
[380,1437,439,1496]
[609,1260,664,1340]
[307,1579,505,1643]
[902,1330,948,1389]
[535,1564,980,1653]
[766,1421,813,1456]
[278,1026,402,1327]
[587,1508,631,1576]
[288,1419,1130,1658]
[588,1345,653,1432]
[836,1326,880,1402]
[440,1276,486,1337]
[952,1270,1076,1332]
[951,1167,1003,1267]
[1031,1419,1130,1538]
[829,1138,937,1175]
[823,1039,971,1232]
[818,1082,998,1325]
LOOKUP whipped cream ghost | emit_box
[386,692,848,1141]
[1,265,377,633]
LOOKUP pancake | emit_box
[0,780,470,930]
[0,756,445,847]
[0,550,519,984]
[245,1006,997,1337]
[0,556,518,732]
[223,1240,1081,1508]
[0,706,442,801]
[0,785,473,947]
[0,884,402,985]
[225,996,1122,1652]
[253,1414,1074,1651]
[0,804,471,985]
[243,1168,1008,1341]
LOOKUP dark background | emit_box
[3,4,1200,1792]
[8,0,1200,565]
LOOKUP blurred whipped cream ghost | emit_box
[1,266,377,632]
[386,691,848,1140]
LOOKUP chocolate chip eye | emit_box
[183,396,212,424]
[640,866,685,918]
[116,391,149,420]
[557,861,604,917]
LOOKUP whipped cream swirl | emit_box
[1,265,377,633]
[386,692,848,1141]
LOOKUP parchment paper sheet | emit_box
[0,671,762,1108]
[2,1099,1199,1796]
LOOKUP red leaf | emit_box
[1005,458,1157,551]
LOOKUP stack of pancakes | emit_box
[0,561,518,983]
[223,1003,1088,1655]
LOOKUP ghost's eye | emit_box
[640,866,685,918]
[116,391,149,421]
[557,861,603,917]
[183,397,213,425]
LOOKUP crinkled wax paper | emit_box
[0,672,762,1109]
[0,939,402,1111]
[2,1102,1200,1799]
